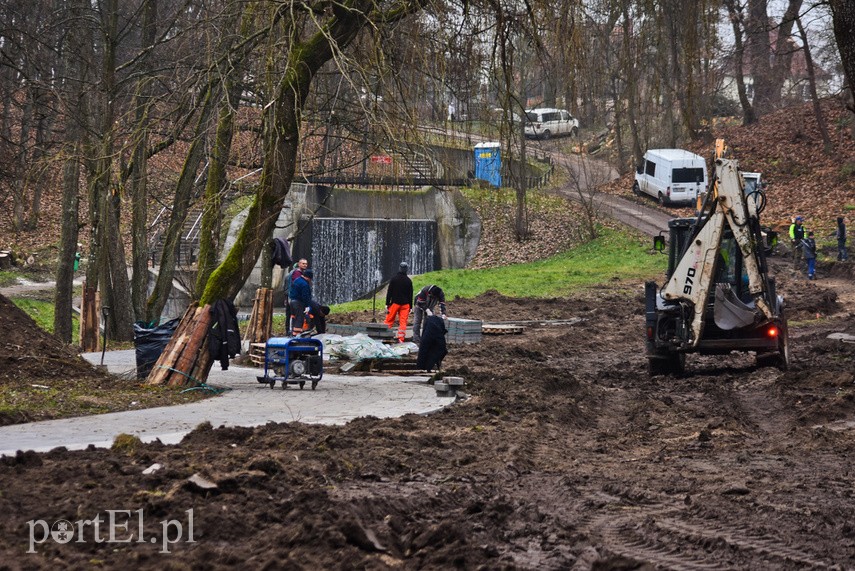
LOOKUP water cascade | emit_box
[294,217,437,305]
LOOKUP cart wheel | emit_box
[299,381,305,390]
[311,380,318,390]
[269,379,276,389]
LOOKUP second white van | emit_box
[633,149,707,206]
[524,108,579,139]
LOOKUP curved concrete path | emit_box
[0,350,449,457]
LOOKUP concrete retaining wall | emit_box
[230,184,480,307]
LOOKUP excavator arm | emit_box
[661,156,773,347]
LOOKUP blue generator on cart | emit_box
[256,337,323,390]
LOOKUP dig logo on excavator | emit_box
[683,267,696,295]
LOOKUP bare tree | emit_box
[148,0,433,386]
[619,0,643,166]
[53,0,92,343]
[562,155,613,242]
[747,0,805,116]
[829,0,855,122]
[795,14,831,150]
[143,5,249,324]
[491,8,532,240]
[747,0,775,114]
[195,5,257,294]
[128,0,158,322]
[724,0,757,125]
[770,0,804,109]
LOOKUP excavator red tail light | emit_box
[767,326,778,338]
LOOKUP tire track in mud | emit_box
[576,483,834,570]
[652,517,831,569]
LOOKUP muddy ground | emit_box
[1,258,855,570]
[0,294,210,426]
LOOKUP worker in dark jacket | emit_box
[307,302,331,334]
[289,268,313,335]
[385,262,413,342]
[789,216,806,267]
[412,284,446,344]
[416,314,447,371]
[836,216,848,261]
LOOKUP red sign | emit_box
[370,155,393,164]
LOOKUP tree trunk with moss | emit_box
[147,0,417,386]
[144,87,218,325]
[147,3,260,324]
[195,1,254,294]
[129,0,158,321]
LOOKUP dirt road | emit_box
[543,144,674,238]
[1,257,854,569]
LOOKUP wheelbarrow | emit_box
[256,337,323,389]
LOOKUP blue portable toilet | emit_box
[474,142,501,188]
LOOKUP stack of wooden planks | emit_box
[243,287,273,345]
[145,304,213,387]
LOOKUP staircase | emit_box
[149,205,204,268]
[147,165,262,268]
[392,147,443,181]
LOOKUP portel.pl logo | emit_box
[27,509,195,554]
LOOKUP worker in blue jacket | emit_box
[800,232,817,280]
[289,268,313,335]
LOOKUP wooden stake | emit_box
[243,287,273,344]
[79,283,100,352]
[146,303,202,386]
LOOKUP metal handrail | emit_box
[185,209,204,241]
[148,206,169,231]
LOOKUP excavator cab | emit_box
[644,142,789,376]
[666,220,767,304]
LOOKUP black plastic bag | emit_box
[133,319,180,379]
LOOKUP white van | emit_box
[741,172,764,195]
[633,149,707,206]
[524,108,579,139]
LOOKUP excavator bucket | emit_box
[713,283,757,330]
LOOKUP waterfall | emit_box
[296,218,437,305]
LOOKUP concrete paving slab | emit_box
[0,350,447,457]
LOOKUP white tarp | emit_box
[314,333,417,361]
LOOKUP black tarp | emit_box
[133,319,180,379]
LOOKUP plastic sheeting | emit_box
[313,333,417,361]
[133,319,180,379]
